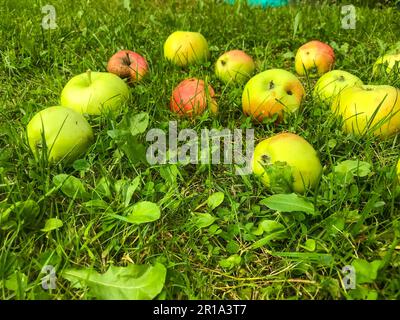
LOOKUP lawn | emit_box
[1,0,400,300]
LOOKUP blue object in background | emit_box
[225,0,289,8]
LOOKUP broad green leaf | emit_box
[125,201,161,224]
[94,177,112,198]
[72,159,90,172]
[192,213,216,229]
[107,129,129,140]
[219,254,241,269]
[0,200,40,226]
[5,271,28,299]
[352,259,382,284]
[334,160,371,178]
[252,220,286,236]
[251,232,288,249]
[41,218,63,232]
[62,263,166,300]
[260,193,315,215]
[207,192,224,210]
[129,112,149,136]
[293,11,302,37]
[53,174,88,199]
[303,239,316,252]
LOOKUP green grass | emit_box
[1,0,400,300]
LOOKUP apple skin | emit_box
[60,71,130,115]
[397,159,400,182]
[242,69,305,122]
[313,70,363,105]
[373,53,400,76]
[252,133,322,194]
[215,50,256,84]
[27,106,94,163]
[170,78,218,117]
[107,50,149,83]
[295,40,335,76]
[164,31,209,67]
[331,85,400,137]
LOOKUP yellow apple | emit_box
[252,133,322,194]
[164,31,209,67]
[313,70,363,105]
[373,53,400,76]
[331,85,400,137]
[242,69,305,122]
[215,50,255,84]
[295,40,335,77]
[27,106,94,163]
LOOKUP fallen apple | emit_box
[373,53,400,76]
[313,70,363,105]
[331,84,400,137]
[252,132,322,194]
[242,69,305,122]
[215,49,256,84]
[170,78,217,117]
[107,50,149,83]
[164,31,209,67]
[27,106,94,163]
[295,40,335,77]
[60,70,130,115]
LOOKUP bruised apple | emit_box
[252,133,322,194]
[107,50,149,83]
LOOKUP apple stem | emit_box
[87,69,92,85]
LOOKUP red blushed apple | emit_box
[170,78,218,117]
[295,40,335,76]
[107,50,149,83]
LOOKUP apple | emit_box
[27,106,94,163]
[242,69,305,122]
[331,85,400,137]
[215,50,256,84]
[170,78,217,117]
[60,70,130,115]
[313,70,363,105]
[373,53,400,76]
[252,133,322,194]
[295,40,335,76]
[397,159,400,182]
[164,31,209,67]
[107,50,149,83]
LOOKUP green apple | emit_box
[373,53,400,76]
[397,159,400,182]
[331,85,400,137]
[60,71,130,115]
[215,50,255,84]
[27,106,94,163]
[252,133,322,194]
[295,40,335,77]
[242,69,305,122]
[313,70,363,105]
[164,31,209,67]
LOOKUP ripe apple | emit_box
[60,70,130,115]
[164,31,209,67]
[242,69,305,122]
[313,70,363,105]
[215,50,256,84]
[397,159,400,182]
[27,106,94,163]
[252,133,322,194]
[295,40,335,76]
[170,78,217,117]
[107,50,149,83]
[373,53,400,76]
[331,85,400,137]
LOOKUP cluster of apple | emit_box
[26,30,400,194]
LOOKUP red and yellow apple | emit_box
[331,85,400,137]
[164,31,209,67]
[107,50,149,83]
[252,133,322,194]
[60,71,130,115]
[215,50,256,84]
[313,70,363,105]
[27,106,94,163]
[242,69,305,122]
[295,40,335,76]
[170,78,217,117]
